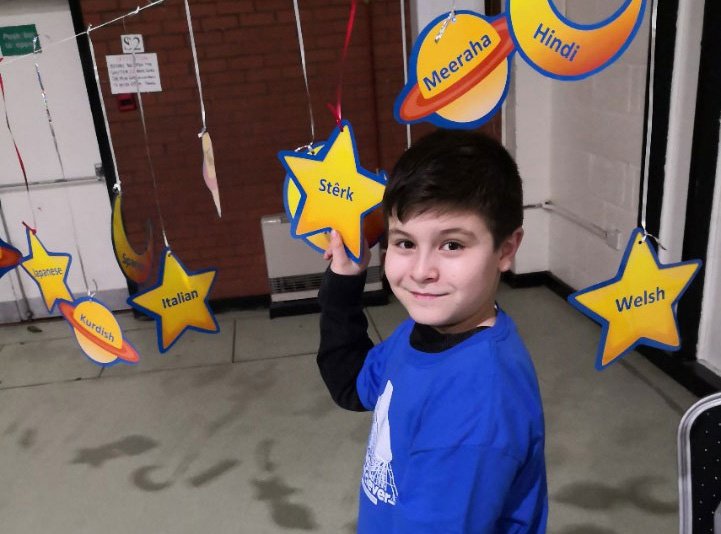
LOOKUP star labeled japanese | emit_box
[20,226,73,313]
[278,121,386,263]
[568,228,701,370]
[127,248,219,353]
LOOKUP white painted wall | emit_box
[0,0,128,321]
[506,57,552,275]
[411,1,485,38]
[697,119,721,374]
[547,0,650,289]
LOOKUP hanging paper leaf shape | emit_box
[111,193,154,285]
[59,297,140,367]
[127,248,219,353]
[20,226,73,313]
[0,237,22,280]
[201,132,221,217]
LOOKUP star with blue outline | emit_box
[278,120,386,263]
[20,227,73,312]
[127,248,219,353]
[568,228,701,370]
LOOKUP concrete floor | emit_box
[0,284,699,533]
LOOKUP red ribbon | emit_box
[0,61,30,191]
[327,0,358,126]
[22,221,37,235]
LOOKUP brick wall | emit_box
[78,0,499,300]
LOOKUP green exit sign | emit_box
[0,24,39,56]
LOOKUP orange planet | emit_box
[59,299,139,366]
[0,239,22,276]
[396,15,515,124]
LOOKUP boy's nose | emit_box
[410,253,439,283]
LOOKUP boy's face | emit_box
[385,210,523,334]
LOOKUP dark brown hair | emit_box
[383,129,523,249]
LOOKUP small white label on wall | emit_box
[121,34,144,54]
[106,53,161,94]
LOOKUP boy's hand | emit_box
[324,229,371,276]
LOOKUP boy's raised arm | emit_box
[317,230,374,412]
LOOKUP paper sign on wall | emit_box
[0,25,39,56]
[121,34,145,54]
[106,53,162,94]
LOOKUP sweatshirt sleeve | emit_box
[317,267,374,412]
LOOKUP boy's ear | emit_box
[498,227,524,273]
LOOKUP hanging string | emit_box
[0,58,38,230]
[123,18,170,248]
[86,26,122,194]
[0,60,30,192]
[0,1,165,71]
[639,0,664,249]
[435,0,457,43]
[33,36,94,296]
[399,0,411,148]
[33,37,65,181]
[182,0,207,137]
[327,0,358,126]
[292,0,316,150]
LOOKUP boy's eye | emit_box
[394,240,415,250]
[441,241,464,251]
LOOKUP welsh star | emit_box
[568,228,701,370]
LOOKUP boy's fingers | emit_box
[330,229,347,258]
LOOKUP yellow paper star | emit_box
[20,227,73,312]
[127,248,219,353]
[278,120,386,262]
[568,228,701,370]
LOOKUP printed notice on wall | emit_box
[0,24,39,56]
[106,53,162,94]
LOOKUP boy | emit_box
[317,129,547,533]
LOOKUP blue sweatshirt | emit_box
[355,311,547,533]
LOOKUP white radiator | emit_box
[260,214,384,308]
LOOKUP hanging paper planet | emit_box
[395,1,646,128]
[394,12,515,129]
[59,298,140,367]
[283,143,385,254]
[0,237,22,279]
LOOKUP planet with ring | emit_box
[0,239,22,276]
[59,298,139,367]
[395,13,515,127]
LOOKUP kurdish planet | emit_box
[162,290,199,309]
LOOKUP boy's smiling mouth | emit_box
[409,290,447,300]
